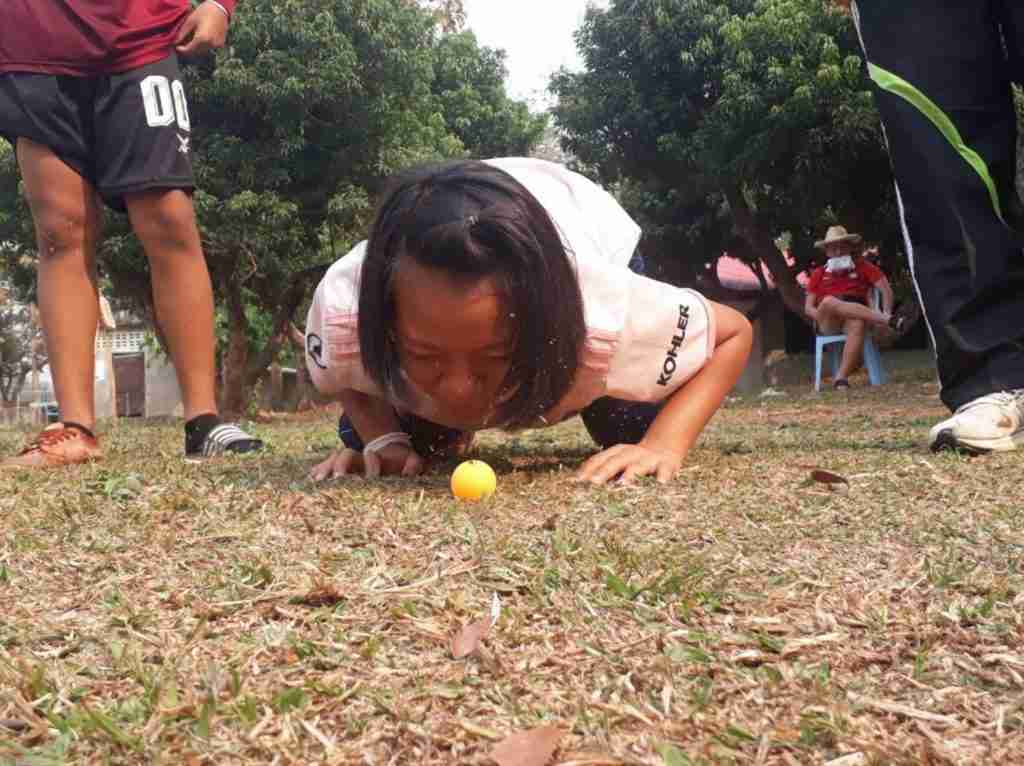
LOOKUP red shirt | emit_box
[806,257,884,302]
[0,1,238,76]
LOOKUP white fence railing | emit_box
[0,401,55,427]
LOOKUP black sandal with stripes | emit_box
[189,423,264,457]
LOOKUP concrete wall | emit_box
[145,354,183,418]
[95,348,117,420]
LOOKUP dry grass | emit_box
[1,352,1022,765]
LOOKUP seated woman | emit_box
[304,158,751,485]
[804,225,904,389]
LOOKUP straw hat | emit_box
[815,225,863,249]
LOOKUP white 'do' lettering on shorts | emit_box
[141,75,190,131]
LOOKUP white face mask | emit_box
[826,255,854,273]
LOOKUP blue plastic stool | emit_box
[812,287,890,391]
[814,334,887,391]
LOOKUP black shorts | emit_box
[0,55,194,212]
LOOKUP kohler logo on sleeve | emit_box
[657,305,690,386]
[307,333,327,369]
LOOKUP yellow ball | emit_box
[451,460,497,501]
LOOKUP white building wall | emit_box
[94,348,117,420]
[145,355,183,418]
[96,329,182,419]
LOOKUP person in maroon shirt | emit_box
[0,1,263,468]
[804,225,903,389]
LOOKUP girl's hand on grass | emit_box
[576,442,684,485]
[310,444,425,481]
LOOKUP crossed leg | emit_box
[816,296,892,384]
[836,318,867,381]
[816,295,891,329]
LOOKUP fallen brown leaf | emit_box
[811,469,849,486]
[490,725,566,766]
[452,617,491,659]
[297,583,345,608]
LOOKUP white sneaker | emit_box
[929,390,1024,453]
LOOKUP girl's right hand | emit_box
[310,443,425,481]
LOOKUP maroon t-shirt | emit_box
[0,1,238,76]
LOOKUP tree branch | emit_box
[243,271,320,386]
[725,185,809,319]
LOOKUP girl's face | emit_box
[392,257,515,429]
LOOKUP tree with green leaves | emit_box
[551,0,895,314]
[432,31,547,158]
[419,0,466,32]
[0,301,44,405]
[0,143,38,404]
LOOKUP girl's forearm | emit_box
[640,306,753,459]
[337,389,402,444]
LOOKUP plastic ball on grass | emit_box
[450,460,497,501]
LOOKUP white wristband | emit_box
[209,0,230,19]
[363,431,412,455]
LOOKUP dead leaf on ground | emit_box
[452,617,491,659]
[296,584,345,608]
[811,469,849,486]
[917,458,954,486]
[490,725,566,766]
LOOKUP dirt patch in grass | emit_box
[2,366,1022,765]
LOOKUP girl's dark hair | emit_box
[358,160,586,429]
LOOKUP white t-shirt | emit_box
[305,158,716,424]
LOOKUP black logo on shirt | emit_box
[657,305,690,387]
[307,333,327,369]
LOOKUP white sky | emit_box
[463,0,606,109]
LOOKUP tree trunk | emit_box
[3,369,29,404]
[243,327,286,392]
[726,185,809,319]
[220,284,250,418]
[269,363,283,411]
[239,292,307,395]
[289,322,315,412]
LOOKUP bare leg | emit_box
[836,319,867,381]
[124,189,217,421]
[16,139,101,430]
[817,295,890,328]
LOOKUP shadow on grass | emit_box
[262,443,597,497]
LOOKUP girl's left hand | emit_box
[576,442,684,485]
